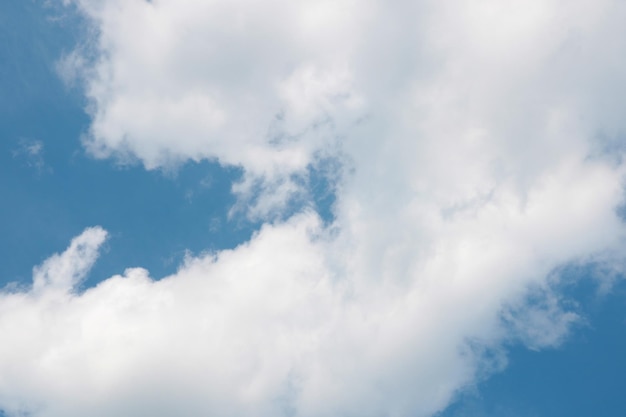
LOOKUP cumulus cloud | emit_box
[1,164,623,417]
[31,227,108,293]
[4,0,626,416]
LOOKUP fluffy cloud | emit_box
[1,162,623,417]
[59,0,367,216]
[5,0,626,416]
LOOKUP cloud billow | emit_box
[3,0,626,416]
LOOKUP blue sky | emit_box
[440,278,626,417]
[2,1,626,416]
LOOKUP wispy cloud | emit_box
[12,138,52,175]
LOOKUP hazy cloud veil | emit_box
[3,0,626,416]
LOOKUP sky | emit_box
[1,0,626,416]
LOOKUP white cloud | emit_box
[1,160,623,416]
[32,227,108,293]
[5,0,626,416]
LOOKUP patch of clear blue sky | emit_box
[440,277,626,417]
[1,1,625,416]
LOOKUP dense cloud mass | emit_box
[4,0,626,416]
